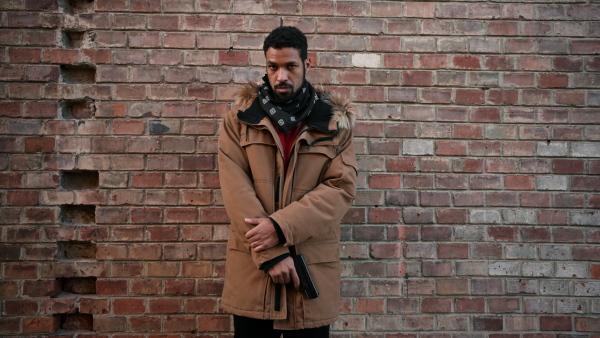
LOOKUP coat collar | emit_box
[234,82,355,133]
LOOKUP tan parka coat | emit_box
[218,82,357,330]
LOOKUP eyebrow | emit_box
[267,61,299,66]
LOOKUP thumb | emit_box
[244,218,260,224]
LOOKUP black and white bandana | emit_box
[257,75,319,134]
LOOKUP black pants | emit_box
[233,315,329,338]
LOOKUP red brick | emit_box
[504,73,534,87]
[403,71,432,86]
[437,279,468,296]
[572,40,600,54]
[22,316,59,334]
[7,190,38,205]
[505,175,534,190]
[456,89,485,104]
[438,243,468,259]
[405,2,435,17]
[355,87,384,102]
[456,298,485,313]
[422,261,452,277]
[131,173,163,188]
[149,298,180,314]
[489,89,519,105]
[521,227,551,243]
[369,208,401,224]
[540,316,572,331]
[521,192,550,207]
[4,262,38,279]
[128,279,161,296]
[9,48,42,63]
[489,227,517,241]
[473,317,503,331]
[96,280,127,295]
[421,298,452,313]
[385,54,413,69]
[165,279,195,295]
[453,55,480,69]
[4,299,38,315]
[489,22,518,36]
[472,108,501,122]
[25,137,55,153]
[197,315,230,332]
[113,299,145,314]
[0,317,19,334]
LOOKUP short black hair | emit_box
[263,26,308,61]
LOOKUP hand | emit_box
[244,218,279,252]
[267,257,300,289]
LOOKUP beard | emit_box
[273,82,300,101]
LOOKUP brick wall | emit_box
[1,0,599,336]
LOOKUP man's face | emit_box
[265,47,310,101]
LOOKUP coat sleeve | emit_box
[217,110,290,268]
[269,127,357,246]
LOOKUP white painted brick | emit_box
[557,299,587,314]
[370,104,402,120]
[571,211,600,225]
[540,245,571,260]
[437,37,469,52]
[456,261,487,276]
[524,298,553,313]
[589,91,600,106]
[403,106,435,121]
[555,262,588,278]
[506,279,538,294]
[506,244,537,259]
[352,53,381,68]
[540,280,570,296]
[469,37,502,53]
[403,37,436,52]
[522,262,553,277]
[455,225,486,241]
[575,282,600,297]
[571,142,600,157]
[469,210,501,224]
[537,175,568,190]
[537,141,568,157]
[403,140,434,155]
[502,210,537,225]
[489,261,520,276]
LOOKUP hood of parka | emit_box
[234,82,356,132]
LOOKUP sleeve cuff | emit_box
[269,217,286,245]
[259,253,291,272]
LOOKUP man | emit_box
[218,26,357,337]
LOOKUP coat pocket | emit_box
[293,143,336,195]
[222,249,269,313]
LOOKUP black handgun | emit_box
[292,254,319,299]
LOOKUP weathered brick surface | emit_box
[0,0,598,336]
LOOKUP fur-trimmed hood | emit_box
[234,82,356,131]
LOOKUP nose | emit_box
[276,68,288,83]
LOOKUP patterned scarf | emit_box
[257,74,319,134]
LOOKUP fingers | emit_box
[291,269,300,290]
[271,273,289,284]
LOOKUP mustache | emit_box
[275,82,293,90]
